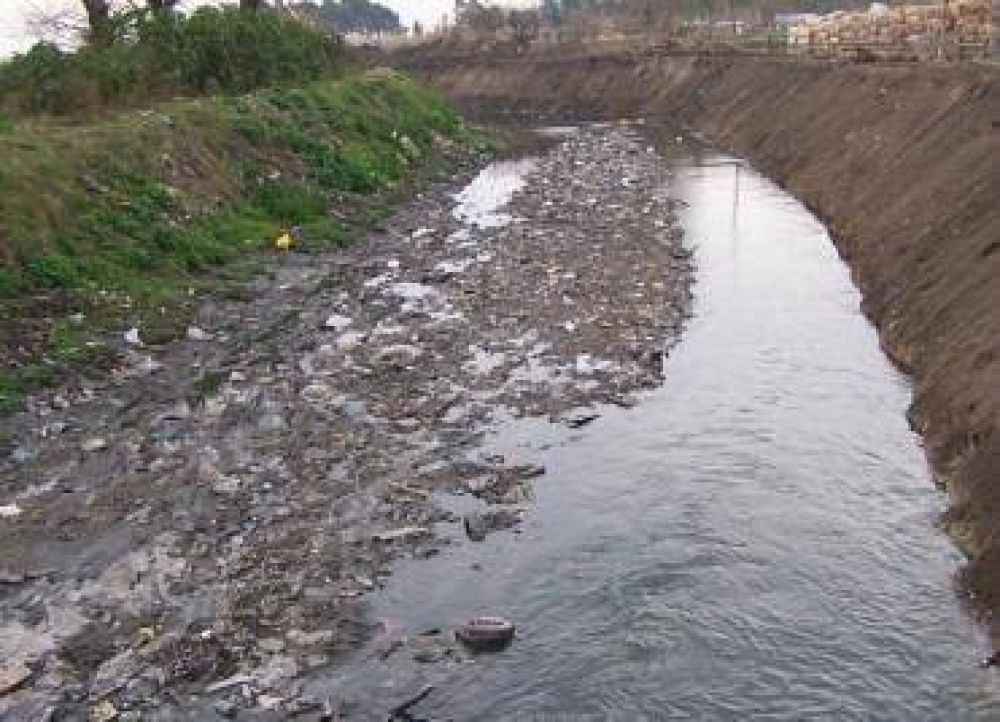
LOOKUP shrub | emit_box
[0,8,345,116]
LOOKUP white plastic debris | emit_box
[186,326,211,342]
[124,327,142,346]
[324,314,353,332]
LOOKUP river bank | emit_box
[0,125,692,719]
[404,51,1000,626]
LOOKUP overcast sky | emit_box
[0,1,536,56]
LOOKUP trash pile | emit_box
[0,125,692,719]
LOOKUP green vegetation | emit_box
[0,7,345,116]
[0,71,491,413]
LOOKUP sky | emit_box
[0,0,534,57]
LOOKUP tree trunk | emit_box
[240,0,263,11]
[81,0,111,45]
[148,0,179,12]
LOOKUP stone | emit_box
[214,699,238,718]
[91,700,119,721]
[0,661,32,696]
[463,509,521,542]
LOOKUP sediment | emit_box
[404,50,1000,626]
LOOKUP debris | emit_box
[455,617,516,651]
[0,504,22,519]
[389,685,434,720]
[287,629,335,647]
[257,694,283,710]
[206,674,255,694]
[374,526,432,543]
[82,438,108,453]
[187,326,211,342]
[566,413,600,429]
[136,626,156,646]
[123,327,142,346]
[274,232,295,251]
[324,314,353,331]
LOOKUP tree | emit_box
[457,1,505,35]
[293,0,403,35]
[80,0,112,45]
[509,9,541,47]
[240,0,264,11]
[147,0,179,11]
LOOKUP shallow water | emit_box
[308,143,1000,720]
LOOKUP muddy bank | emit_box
[408,52,1000,621]
[0,127,690,719]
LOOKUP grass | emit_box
[0,71,493,413]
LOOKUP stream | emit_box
[304,132,1000,719]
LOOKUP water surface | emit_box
[309,143,998,720]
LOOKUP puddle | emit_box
[452,158,538,229]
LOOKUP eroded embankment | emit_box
[408,52,1000,620]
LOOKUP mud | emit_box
[406,51,1000,629]
[0,126,691,719]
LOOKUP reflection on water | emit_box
[307,141,999,720]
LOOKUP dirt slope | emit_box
[406,51,1000,626]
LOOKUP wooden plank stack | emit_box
[789,0,992,58]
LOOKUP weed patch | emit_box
[0,72,491,412]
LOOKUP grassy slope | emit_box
[0,71,488,412]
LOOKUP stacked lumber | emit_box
[789,0,992,57]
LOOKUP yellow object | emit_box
[274,232,294,251]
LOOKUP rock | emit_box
[91,700,119,721]
[412,647,442,664]
[0,661,32,696]
[257,413,287,431]
[463,509,521,542]
[132,354,164,375]
[213,700,238,719]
